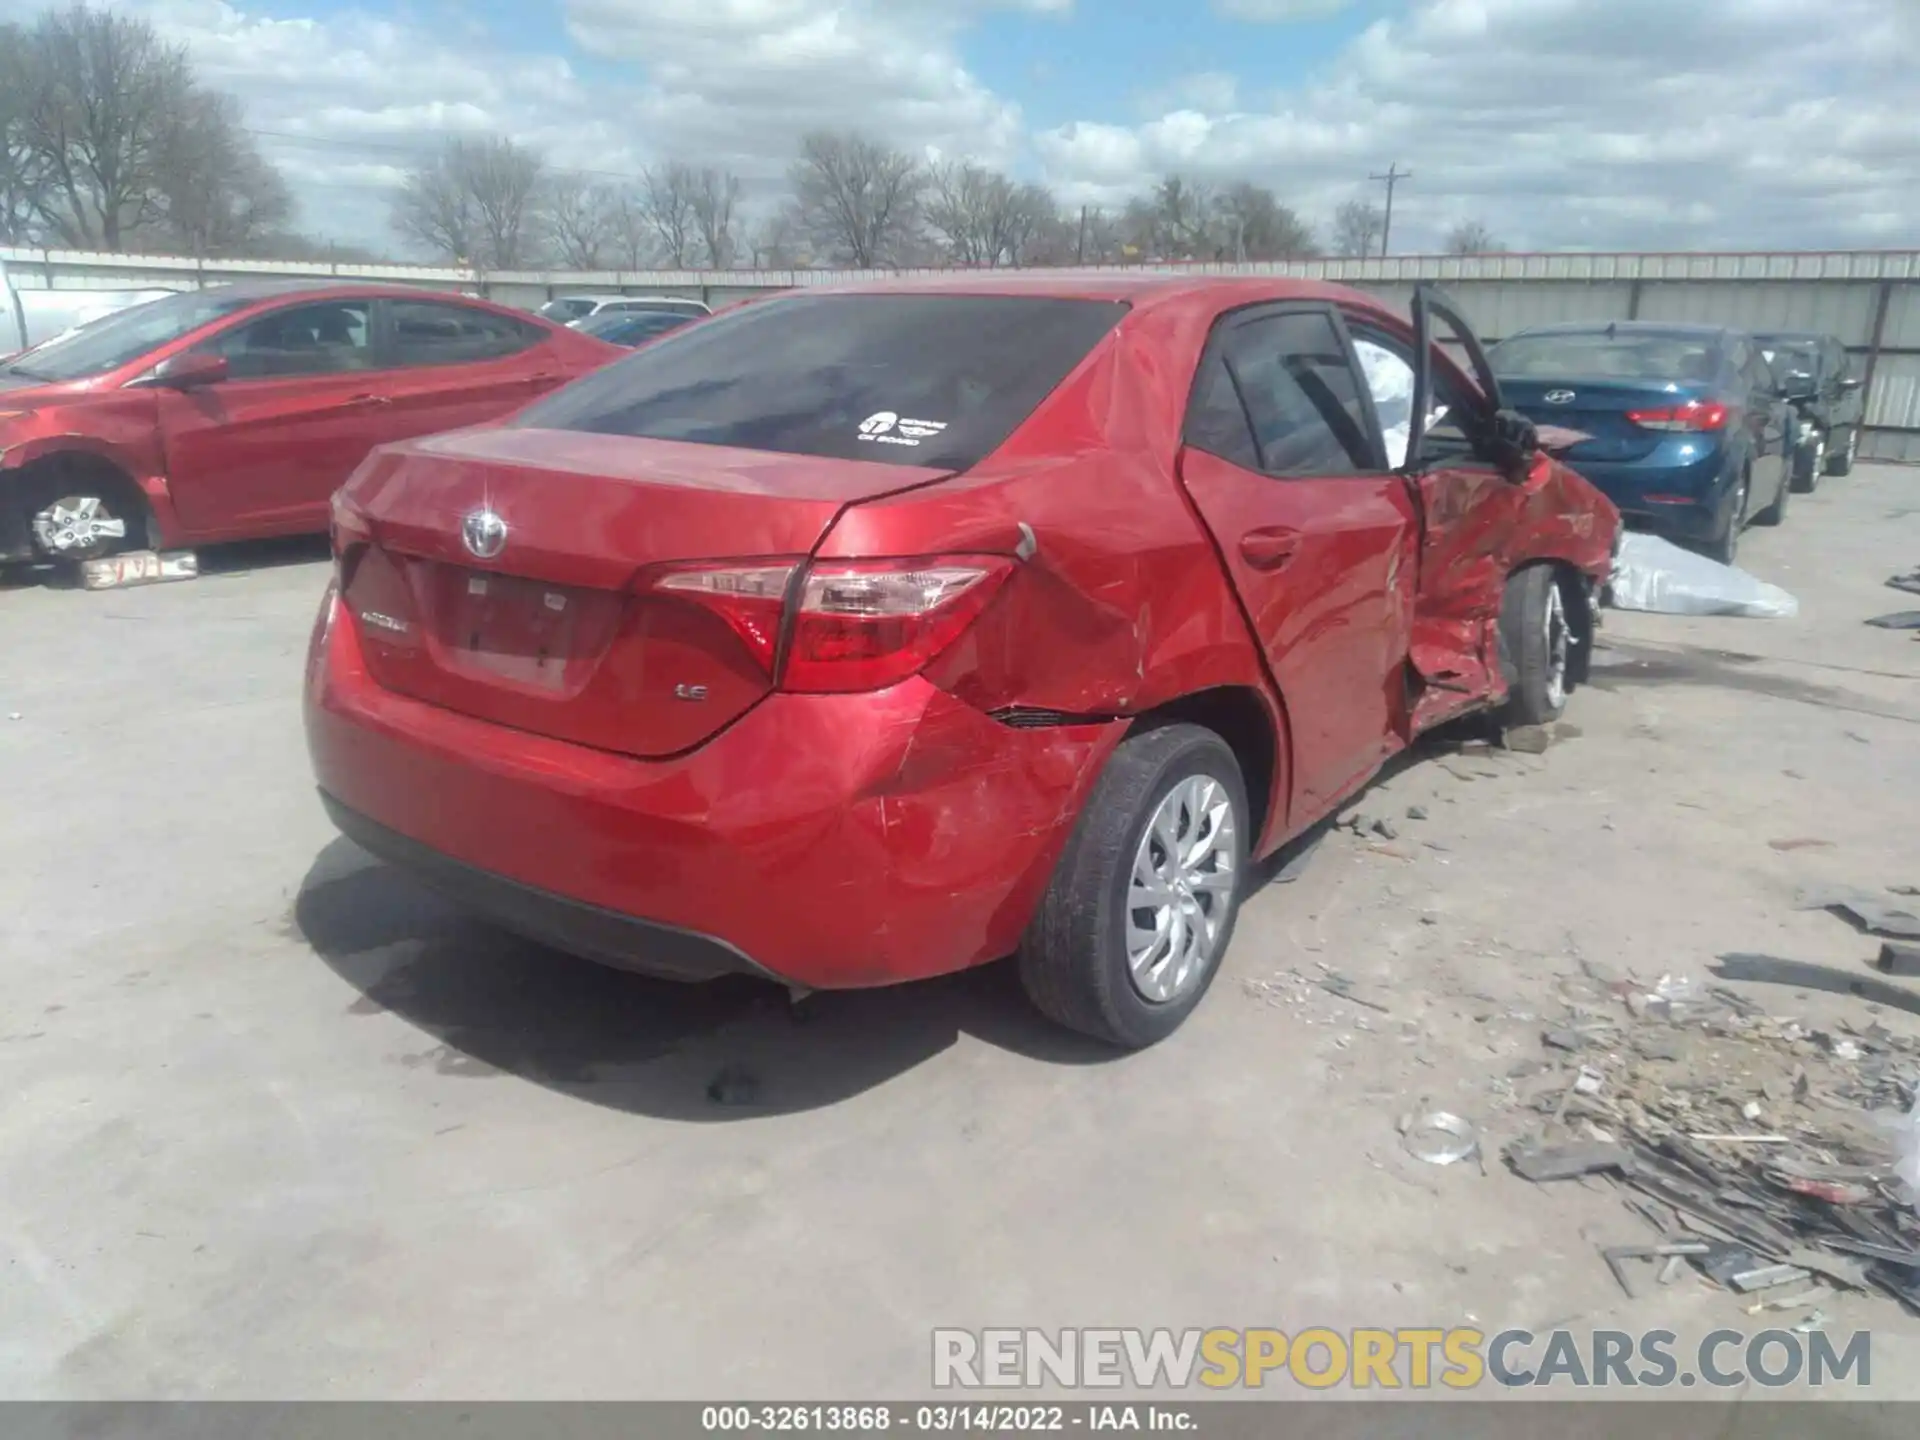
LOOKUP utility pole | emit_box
[1076,205,1088,265]
[1368,163,1411,257]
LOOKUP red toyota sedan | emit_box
[0,281,617,566]
[306,275,1620,1047]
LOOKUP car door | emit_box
[1176,304,1419,824]
[376,298,565,440]
[1827,338,1863,430]
[1348,286,1529,722]
[157,297,386,536]
[1736,340,1790,509]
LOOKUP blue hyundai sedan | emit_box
[1489,323,1794,563]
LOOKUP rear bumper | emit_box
[304,589,1122,989]
[1567,448,1730,541]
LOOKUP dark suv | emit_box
[1756,332,1866,491]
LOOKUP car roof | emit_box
[197,278,512,306]
[775,271,1390,317]
[1504,320,1731,341]
[1753,330,1828,343]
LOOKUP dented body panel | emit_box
[306,272,1619,989]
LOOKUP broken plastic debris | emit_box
[1574,1066,1605,1096]
[1608,533,1799,618]
[1894,1094,1920,1210]
[1400,1111,1479,1166]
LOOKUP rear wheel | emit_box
[1703,470,1748,566]
[1019,723,1247,1049]
[1827,425,1858,477]
[1753,465,1790,527]
[1791,431,1825,494]
[1499,565,1573,727]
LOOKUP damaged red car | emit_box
[306,275,1620,1047]
[0,282,616,567]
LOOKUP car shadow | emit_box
[196,534,332,576]
[293,838,1122,1121]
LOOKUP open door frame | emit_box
[1407,281,1536,478]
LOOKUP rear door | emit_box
[1177,304,1418,823]
[159,297,385,535]
[374,297,565,441]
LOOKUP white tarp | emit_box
[1608,533,1800,618]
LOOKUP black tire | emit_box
[1790,430,1824,494]
[1019,723,1248,1049]
[1498,565,1572,727]
[1826,425,1856,477]
[1753,466,1790,527]
[1702,469,1747,566]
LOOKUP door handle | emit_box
[527,372,560,388]
[349,393,392,408]
[1239,527,1301,570]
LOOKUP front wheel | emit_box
[1499,565,1574,726]
[1019,724,1248,1048]
[1826,425,1858,477]
[1753,465,1790,527]
[1791,431,1825,494]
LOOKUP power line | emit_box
[1368,162,1410,258]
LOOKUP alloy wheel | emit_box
[1126,775,1237,1004]
[31,494,128,560]
[1543,579,1570,713]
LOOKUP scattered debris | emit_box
[1769,838,1834,852]
[78,549,198,591]
[1504,966,1920,1315]
[1401,1111,1479,1167]
[1371,817,1400,840]
[1798,886,1920,940]
[1405,805,1429,821]
[1316,972,1392,1014]
[1888,567,1920,598]
[1608,533,1800,618]
[1865,611,1920,631]
[1878,943,1920,979]
[1504,726,1552,754]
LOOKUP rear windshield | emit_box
[515,294,1128,469]
[1491,331,1723,384]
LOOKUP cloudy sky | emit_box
[6,0,1916,259]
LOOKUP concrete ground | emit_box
[2,465,1918,1401]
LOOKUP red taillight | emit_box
[654,562,796,673]
[329,491,373,587]
[1626,400,1731,432]
[783,558,1014,693]
[648,555,1014,694]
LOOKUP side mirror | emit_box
[1839,376,1864,393]
[1489,407,1539,478]
[152,351,228,389]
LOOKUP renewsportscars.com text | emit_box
[932,1327,1871,1390]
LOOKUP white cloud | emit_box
[2,0,1914,257]
[1215,0,1355,18]
[1040,0,1920,252]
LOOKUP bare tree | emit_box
[1443,219,1505,255]
[640,162,699,266]
[1332,198,1385,259]
[1,22,41,243]
[392,135,545,268]
[605,185,654,269]
[688,166,741,268]
[789,131,923,268]
[746,207,807,268]
[1151,175,1215,259]
[545,179,616,268]
[18,4,197,249]
[1212,181,1318,261]
[154,90,292,256]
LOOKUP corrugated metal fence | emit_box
[6,245,1918,462]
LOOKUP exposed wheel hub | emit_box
[31,495,127,557]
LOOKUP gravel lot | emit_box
[3,465,1918,1400]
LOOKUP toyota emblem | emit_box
[1544,389,1577,405]
[462,508,508,560]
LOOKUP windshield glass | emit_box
[516,294,1127,470]
[577,312,694,345]
[1761,343,1817,378]
[0,289,255,383]
[1491,331,1723,384]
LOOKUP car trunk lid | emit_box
[338,427,951,757]
[1500,379,1717,463]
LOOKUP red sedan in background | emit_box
[0,281,617,566]
[307,274,1620,1048]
